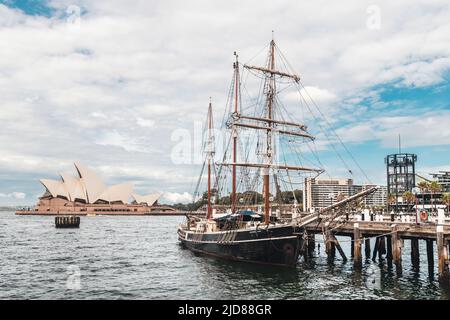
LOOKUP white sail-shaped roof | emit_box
[74,162,106,203]
[59,172,87,202]
[94,183,133,203]
[132,193,160,206]
[39,163,159,205]
[39,179,69,199]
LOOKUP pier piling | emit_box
[426,239,434,275]
[411,238,420,267]
[353,223,362,267]
[386,236,393,260]
[325,231,336,259]
[365,238,371,259]
[331,234,347,262]
[391,225,402,264]
[437,226,449,280]
[307,233,315,257]
[372,237,380,261]
[350,236,354,258]
[379,236,386,260]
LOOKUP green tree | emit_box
[429,181,442,213]
[442,192,450,215]
[417,181,429,210]
[403,191,416,212]
[388,194,396,206]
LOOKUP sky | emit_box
[0,0,449,206]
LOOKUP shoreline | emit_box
[14,211,198,216]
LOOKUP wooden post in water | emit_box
[353,223,362,267]
[411,238,420,267]
[350,235,354,258]
[307,233,315,258]
[331,234,347,262]
[372,237,380,261]
[437,226,449,280]
[303,235,309,263]
[386,236,393,260]
[365,237,371,259]
[325,230,336,259]
[330,239,336,258]
[378,236,386,260]
[391,224,402,267]
[426,239,434,275]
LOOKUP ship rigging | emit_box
[177,36,377,267]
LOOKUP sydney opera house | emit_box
[19,163,174,215]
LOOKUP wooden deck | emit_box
[300,216,450,280]
[305,220,450,240]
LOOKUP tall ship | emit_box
[177,37,377,267]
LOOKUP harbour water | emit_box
[1,212,449,300]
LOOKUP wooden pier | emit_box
[303,218,450,280]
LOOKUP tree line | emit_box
[171,189,303,212]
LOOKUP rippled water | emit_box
[1,212,449,299]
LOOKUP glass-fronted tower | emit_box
[385,153,417,211]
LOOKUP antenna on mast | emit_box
[398,133,401,154]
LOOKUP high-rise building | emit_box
[362,184,388,207]
[303,178,387,211]
[303,178,353,210]
[430,171,450,192]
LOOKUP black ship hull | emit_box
[178,224,304,267]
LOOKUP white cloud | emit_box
[161,191,193,204]
[297,86,338,105]
[136,117,155,128]
[0,1,449,203]
[334,110,450,148]
[0,192,26,199]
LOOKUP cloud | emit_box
[160,191,193,204]
[334,110,450,148]
[0,192,26,199]
[0,1,449,204]
[291,86,338,105]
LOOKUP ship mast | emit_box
[232,52,239,213]
[207,99,214,219]
[219,37,323,223]
[263,39,276,225]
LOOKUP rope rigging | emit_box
[188,38,374,217]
